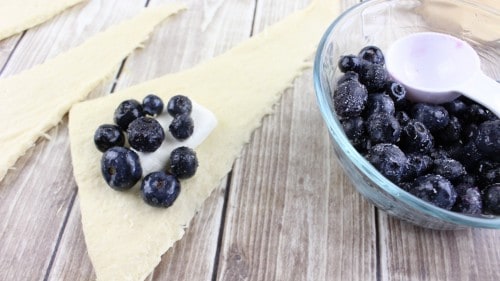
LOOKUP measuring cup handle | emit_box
[459,72,500,117]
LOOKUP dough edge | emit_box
[69,1,340,280]
[0,4,186,182]
[0,0,87,40]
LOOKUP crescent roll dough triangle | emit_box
[0,0,87,40]
[0,4,185,181]
[69,0,340,280]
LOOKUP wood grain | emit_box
[0,34,22,74]
[48,0,258,280]
[0,0,145,77]
[0,0,499,281]
[378,213,500,281]
[139,1,259,279]
[215,1,376,280]
[0,1,147,280]
[216,70,377,281]
[47,196,96,281]
[0,119,76,281]
[151,180,227,281]
[116,0,258,90]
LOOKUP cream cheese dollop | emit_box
[134,100,217,176]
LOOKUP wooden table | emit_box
[0,0,498,280]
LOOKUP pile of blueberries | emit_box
[94,94,198,208]
[333,46,500,215]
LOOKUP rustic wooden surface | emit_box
[0,0,498,281]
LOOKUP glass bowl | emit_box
[313,0,500,229]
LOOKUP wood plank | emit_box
[216,0,376,279]
[251,0,309,31]
[215,68,377,280]
[0,34,22,74]
[0,118,75,281]
[378,213,500,281]
[117,0,258,279]
[46,196,96,281]
[48,0,257,280]
[150,180,227,281]
[214,1,376,279]
[48,179,227,281]
[0,0,145,78]
[12,1,500,281]
[0,1,148,280]
[115,0,258,90]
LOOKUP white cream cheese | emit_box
[134,100,217,176]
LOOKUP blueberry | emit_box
[435,116,461,144]
[411,103,449,132]
[399,181,413,192]
[169,146,198,179]
[395,111,410,126]
[114,99,144,130]
[486,111,499,121]
[358,63,388,92]
[365,93,395,116]
[94,124,125,152]
[337,71,359,85]
[169,113,194,140]
[385,81,409,109]
[452,184,482,215]
[455,174,477,187]
[480,166,500,187]
[444,99,468,116]
[429,148,450,161]
[477,160,499,175]
[409,174,457,210]
[366,143,407,183]
[399,120,434,153]
[167,95,192,117]
[101,147,142,191]
[461,123,479,142]
[341,116,366,151]
[127,117,165,152]
[333,46,500,216]
[142,94,164,116]
[433,157,466,182]
[441,142,464,161]
[338,55,362,73]
[405,153,433,179]
[455,141,483,171]
[141,171,180,208]
[333,79,368,118]
[483,184,500,215]
[358,45,385,65]
[474,120,500,161]
[464,103,491,123]
[366,112,401,144]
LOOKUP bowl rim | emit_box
[313,0,500,229]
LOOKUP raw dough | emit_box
[69,0,340,280]
[0,4,185,181]
[0,0,87,41]
[137,101,218,175]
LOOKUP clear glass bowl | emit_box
[313,0,500,229]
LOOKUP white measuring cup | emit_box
[386,32,500,117]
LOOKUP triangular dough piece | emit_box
[69,0,340,280]
[0,0,87,40]
[0,4,186,181]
